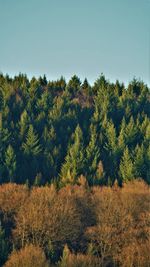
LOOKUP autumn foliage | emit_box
[4,244,49,267]
[0,180,149,266]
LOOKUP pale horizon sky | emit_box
[0,0,150,86]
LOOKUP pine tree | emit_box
[19,110,29,138]
[82,78,89,91]
[105,121,118,182]
[66,75,81,95]
[134,144,145,179]
[140,116,149,137]
[0,115,11,182]
[105,121,117,151]
[21,125,42,184]
[85,124,100,184]
[42,126,59,180]
[145,123,150,144]
[118,118,126,150]
[81,78,91,95]
[60,125,84,185]
[124,116,138,147]
[22,125,42,156]
[4,145,16,182]
[145,144,150,183]
[119,146,134,183]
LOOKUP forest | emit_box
[0,73,150,266]
[0,73,150,186]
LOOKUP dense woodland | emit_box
[0,73,150,186]
[0,73,150,266]
[0,181,150,266]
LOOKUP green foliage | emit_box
[119,147,134,182]
[22,124,42,156]
[145,145,150,183]
[134,144,146,179]
[58,245,70,267]
[4,145,16,182]
[85,124,101,184]
[66,75,81,95]
[60,125,85,185]
[19,110,29,138]
[0,73,149,185]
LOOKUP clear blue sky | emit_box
[0,0,149,85]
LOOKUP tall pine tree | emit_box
[22,124,42,184]
[119,146,134,183]
[60,125,84,185]
[4,145,16,183]
[22,124,41,156]
[85,124,101,185]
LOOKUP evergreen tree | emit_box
[0,115,10,182]
[124,116,138,147]
[19,109,29,138]
[85,124,100,184]
[81,78,91,95]
[22,125,42,184]
[145,144,150,183]
[38,74,47,86]
[22,124,41,156]
[119,146,134,183]
[60,125,84,185]
[42,126,60,180]
[114,80,124,96]
[4,145,16,183]
[105,121,117,151]
[93,74,107,94]
[145,123,150,144]
[118,118,126,150]
[134,144,146,179]
[105,121,118,183]
[66,75,81,95]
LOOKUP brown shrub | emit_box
[4,244,49,267]
[119,240,150,267]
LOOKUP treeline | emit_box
[0,73,150,186]
[0,181,149,266]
